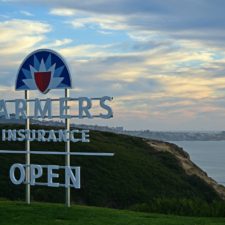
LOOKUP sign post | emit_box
[25,90,31,205]
[65,88,71,207]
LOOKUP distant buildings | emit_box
[0,118,225,141]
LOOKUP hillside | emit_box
[1,201,225,225]
[0,124,225,216]
[148,140,225,199]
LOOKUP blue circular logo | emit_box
[16,49,72,94]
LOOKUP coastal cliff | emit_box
[148,140,225,200]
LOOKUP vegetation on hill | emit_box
[0,124,225,216]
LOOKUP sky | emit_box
[1,0,225,131]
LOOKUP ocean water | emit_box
[172,141,225,186]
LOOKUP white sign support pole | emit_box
[65,89,71,207]
[25,90,31,204]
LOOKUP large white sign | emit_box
[0,49,114,207]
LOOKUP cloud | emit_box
[50,8,76,16]
[8,0,225,45]
[0,19,51,58]
[53,37,225,129]
[20,10,33,16]
[0,19,51,45]
[0,19,51,87]
[1,1,225,130]
[68,14,128,31]
[40,38,73,48]
[51,38,73,47]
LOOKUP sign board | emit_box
[16,49,72,93]
[0,49,114,207]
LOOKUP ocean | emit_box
[172,141,225,186]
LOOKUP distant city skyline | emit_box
[1,0,225,130]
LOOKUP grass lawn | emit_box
[0,201,224,225]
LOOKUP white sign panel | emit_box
[0,49,114,207]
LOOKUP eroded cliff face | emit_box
[148,140,225,200]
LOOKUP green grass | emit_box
[0,201,225,225]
